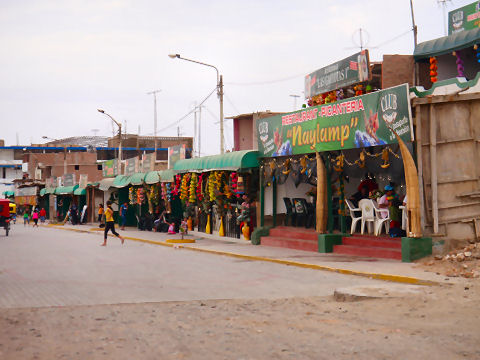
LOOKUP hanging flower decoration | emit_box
[128,186,135,204]
[455,50,465,77]
[333,154,345,172]
[208,172,216,202]
[429,56,438,83]
[189,173,197,203]
[230,172,240,198]
[172,174,181,196]
[475,44,480,63]
[354,84,363,96]
[380,148,390,168]
[165,183,172,202]
[146,185,159,207]
[180,173,190,202]
[136,187,145,204]
[196,173,204,202]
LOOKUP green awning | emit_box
[39,188,46,196]
[145,171,160,184]
[414,27,480,60]
[112,175,131,188]
[73,187,87,195]
[55,185,79,195]
[159,169,176,182]
[3,191,14,197]
[99,178,115,191]
[129,172,146,186]
[173,150,259,172]
[45,188,55,194]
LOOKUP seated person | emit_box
[154,209,169,232]
[378,185,403,236]
[350,185,370,207]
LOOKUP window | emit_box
[74,165,79,171]
[2,168,5,179]
[97,165,102,171]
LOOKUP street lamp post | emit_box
[97,109,122,174]
[168,53,224,154]
[147,89,161,161]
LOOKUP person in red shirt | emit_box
[39,208,47,223]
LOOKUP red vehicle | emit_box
[0,199,11,236]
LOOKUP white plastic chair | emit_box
[372,200,390,235]
[345,199,361,234]
[399,205,408,231]
[359,199,375,234]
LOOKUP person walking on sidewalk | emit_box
[39,208,46,223]
[119,202,128,230]
[23,211,29,226]
[32,209,39,228]
[102,201,124,246]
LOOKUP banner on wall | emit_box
[448,1,480,34]
[124,156,139,176]
[256,84,413,158]
[305,50,370,99]
[141,153,155,172]
[79,174,88,188]
[102,159,118,178]
[63,173,75,187]
[168,144,186,169]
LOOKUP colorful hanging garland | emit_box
[208,172,216,202]
[172,174,181,196]
[429,56,438,83]
[196,173,204,202]
[180,173,190,202]
[189,173,197,203]
[165,183,172,202]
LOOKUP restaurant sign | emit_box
[305,50,370,99]
[448,1,480,34]
[257,84,413,158]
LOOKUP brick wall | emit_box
[382,55,415,89]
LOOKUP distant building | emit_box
[0,147,22,198]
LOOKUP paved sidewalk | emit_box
[45,222,450,285]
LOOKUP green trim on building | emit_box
[409,72,480,97]
[173,150,259,172]
[414,27,480,60]
[401,237,433,262]
[39,188,47,196]
[3,191,14,197]
[55,185,79,195]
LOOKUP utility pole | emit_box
[198,104,202,157]
[219,75,224,154]
[410,0,419,86]
[193,102,197,157]
[147,89,161,162]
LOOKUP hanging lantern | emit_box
[429,57,438,83]
[333,154,345,172]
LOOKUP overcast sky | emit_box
[0,0,474,154]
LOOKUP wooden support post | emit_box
[326,157,334,233]
[339,175,346,234]
[316,152,328,233]
[415,104,426,231]
[429,104,439,234]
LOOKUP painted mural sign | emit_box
[257,84,413,158]
[79,174,88,188]
[141,153,155,172]
[102,159,118,178]
[63,173,75,187]
[305,50,370,98]
[449,1,480,34]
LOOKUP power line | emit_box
[224,93,241,114]
[149,87,217,135]
[372,28,413,49]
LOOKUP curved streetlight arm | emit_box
[97,109,121,128]
[170,55,219,84]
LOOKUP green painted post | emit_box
[340,175,346,234]
[272,178,277,227]
[259,173,265,227]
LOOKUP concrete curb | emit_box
[43,224,440,286]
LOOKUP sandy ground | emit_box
[0,282,479,360]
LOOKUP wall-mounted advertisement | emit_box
[63,173,75,187]
[449,1,480,34]
[168,144,186,169]
[257,84,413,158]
[305,50,370,99]
[142,153,155,172]
[124,156,139,176]
[102,159,118,178]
